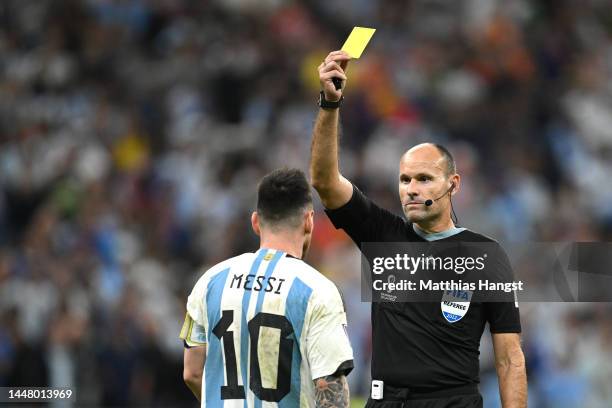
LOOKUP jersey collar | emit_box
[256,248,300,260]
[412,224,467,241]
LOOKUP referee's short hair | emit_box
[433,143,456,176]
[257,168,313,229]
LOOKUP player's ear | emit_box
[304,209,314,235]
[251,212,261,236]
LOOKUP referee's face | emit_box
[399,146,452,223]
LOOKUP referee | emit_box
[310,50,527,408]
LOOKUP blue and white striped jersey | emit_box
[180,248,354,408]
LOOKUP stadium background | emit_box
[1,0,612,407]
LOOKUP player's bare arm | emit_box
[313,374,350,408]
[492,333,527,408]
[310,50,353,210]
[183,345,206,401]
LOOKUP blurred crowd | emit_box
[1,0,612,406]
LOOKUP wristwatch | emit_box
[318,91,344,109]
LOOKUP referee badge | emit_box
[440,290,472,323]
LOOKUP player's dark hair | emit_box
[433,143,456,176]
[257,168,313,229]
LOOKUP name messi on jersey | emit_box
[230,273,286,294]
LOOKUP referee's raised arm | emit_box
[310,50,354,210]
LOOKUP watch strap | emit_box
[318,91,343,109]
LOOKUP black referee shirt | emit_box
[325,185,521,390]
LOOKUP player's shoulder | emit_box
[282,257,341,295]
[284,258,345,309]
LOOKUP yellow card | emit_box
[341,27,376,58]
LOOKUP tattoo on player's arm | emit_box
[313,374,349,408]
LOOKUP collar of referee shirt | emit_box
[412,224,466,241]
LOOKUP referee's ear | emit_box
[251,212,262,236]
[450,173,461,196]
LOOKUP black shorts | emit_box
[364,384,483,408]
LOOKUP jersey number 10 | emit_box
[213,310,294,402]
